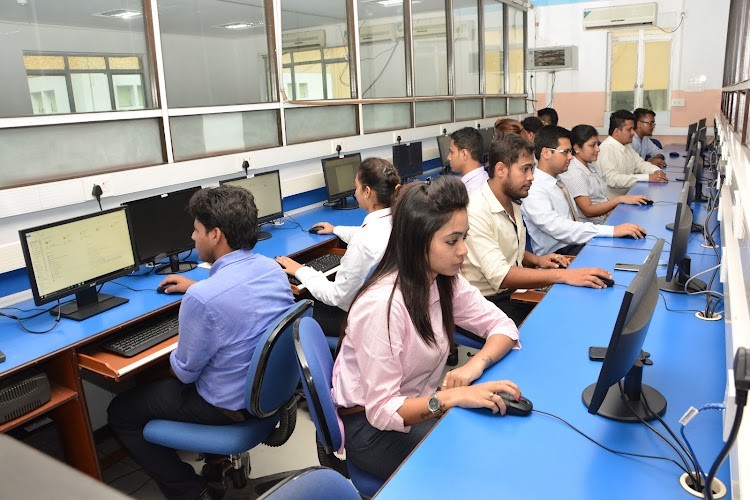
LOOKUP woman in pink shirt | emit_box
[331,175,523,480]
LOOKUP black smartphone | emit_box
[588,346,607,361]
[614,263,641,272]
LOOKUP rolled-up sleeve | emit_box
[465,206,512,293]
[170,293,219,383]
[452,276,520,347]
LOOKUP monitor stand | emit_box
[331,196,358,210]
[665,222,703,233]
[155,254,198,275]
[257,231,272,241]
[658,256,707,293]
[55,287,128,321]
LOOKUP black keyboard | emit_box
[288,253,343,286]
[101,314,179,357]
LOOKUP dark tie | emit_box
[556,179,579,222]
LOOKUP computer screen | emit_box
[437,135,452,170]
[392,142,423,180]
[123,186,200,274]
[698,117,706,130]
[685,122,698,152]
[321,153,361,210]
[19,206,138,321]
[479,128,494,164]
[659,183,707,294]
[582,238,665,422]
[221,170,284,240]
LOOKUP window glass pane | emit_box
[1,2,153,118]
[485,97,507,116]
[415,100,451,126]
[643,40,670,111]
[413,0,448,96]
[285,106,357,144]
[281,0,351,101]
[113,74,146,110]
[357,0,406,98]
[363,103,411,133]
[171,110,279,161]
[455,98,482,121]
[0,120,163,188]
[508,97,526,115]
[159,0,271,107]
[507,6,525,94]
[71,73,113,112]
[610,40,637,111]
[453,0,479,95]
[483,1,504,94]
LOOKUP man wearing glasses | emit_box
[521,125,646,256]
[598,109,667,198]
[632,108,667,166]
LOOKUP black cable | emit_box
[645,234,671,247]
[361,41,401,97]
[704,405,744,500]
[109,281,152,293]
[0,301,64,334]
[532,409,690,473]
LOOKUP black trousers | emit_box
[107,378,235,500]
[341,411,437,480]
[311,300,348,339]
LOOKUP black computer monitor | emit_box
[18,207,139,321]
[393,142,423,181]
[691,140,708,203]
[685,122,698,152]
[659,183,707,294]
[221,170,283,241]
[123,186,200,275]
[479,128,494,164]
[698,117,706,130]
[582,238,666,422]
[321,153,361,210]
[437,134,452,172]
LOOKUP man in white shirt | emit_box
[598,109,667,198]
[632,108,666,166]
[448,127,488,196]
[521,126,647,256]
[463,133,615,325]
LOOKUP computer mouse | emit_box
[156,283,169,294]
[669,151,680,158]
[308,225,324,234]
[600,277,615,287]
[644,199,654,206]
[497,393,533,416]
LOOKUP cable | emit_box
[361,41,401,97]
[656,12,684,33]
[546,71,556,107]
[109,281,152,293]
[0,301,63,334]
[680,403,726,488]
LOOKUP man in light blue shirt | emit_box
[631,108,667,167]
[448,127,489,196]
[108,186,294,500]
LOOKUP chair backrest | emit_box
[259,466,359,500]
[650,138,663,150]
[245,299,313,418]
[293,316,343,454]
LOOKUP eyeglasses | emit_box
[547,147,573,156]
[639,120,656,126]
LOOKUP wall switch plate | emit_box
[671,98,685,107]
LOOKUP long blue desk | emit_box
[378,168,729,498]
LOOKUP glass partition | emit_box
[483,1,504,95]
[453,0,480,96]
[358,0,407,98]
[413,0,449,96]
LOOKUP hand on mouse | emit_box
[558,267,613,288]
[441,380,521,415]
[647,156,667,167]
[309,222,334,234]
[614,223,647,239]
[275,256,303,275]
[617,194,651,206]
[535,253,571,269]
[158,275,196,294]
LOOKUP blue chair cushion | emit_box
[347,460,383,497]
[454,331,484,350]
[261,467,360,500]
[144,413,280,456]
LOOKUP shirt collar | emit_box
[479,181,509,215]
[605,135,627,152]
[462,167,486,182]
[570,156,595,173]
[534,168,558,186]
[208,248,253,277]
[362,207,391,226]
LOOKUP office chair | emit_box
[293,316,384,497]
[454,331,484,350]
[650,138,663,150]
[259,466,360,500]
[143,299,313,492]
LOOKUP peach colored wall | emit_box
[670,90,722,127]
[534,92,608,128]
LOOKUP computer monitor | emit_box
[321,153,361,210]
[479,128,494,164]
[392,142,423,181]
[698,117,706,130]
[659,183,707,294]
[123,186,200,275]
[691,140,708,203]
[685,122,698,152]
[221,170,284,241]
[18,207,139,321]
[437,134,452,172]
[582,238,666,422]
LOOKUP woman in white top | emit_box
[276,157,399,337]
[560,124,650,224]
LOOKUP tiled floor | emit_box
[100,346,476,499]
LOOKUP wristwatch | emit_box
[428,392,443,417]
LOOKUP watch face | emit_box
[428,394,441,413]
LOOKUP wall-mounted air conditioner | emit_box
[360,24,398,44]
[282,29,326,50]
[582,3,657,30]
[528,46,578,71]
[410,19,472,40]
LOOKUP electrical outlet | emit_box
[670,98,685,107]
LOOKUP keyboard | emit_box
[101,314,179,357]
[288,253,343,286]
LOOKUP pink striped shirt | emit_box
[331,272,520,432]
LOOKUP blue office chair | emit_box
[454,331,484,350]
[650,138,663,149]
[143,299,313,492]
[293,316,384,497]
[259,466,360,500]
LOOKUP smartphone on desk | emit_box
[614,263,641,272]
[588,346,607,361]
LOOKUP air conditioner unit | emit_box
[360,24,398,44]
[282,29,326,50]
[410,19,472,40]
[582,3,657,30]
[528,46,578,71]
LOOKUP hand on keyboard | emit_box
[275,256,303,275]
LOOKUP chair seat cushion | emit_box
[347,461,383,497]
[144,415,280,455]
[454,332,484,350]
